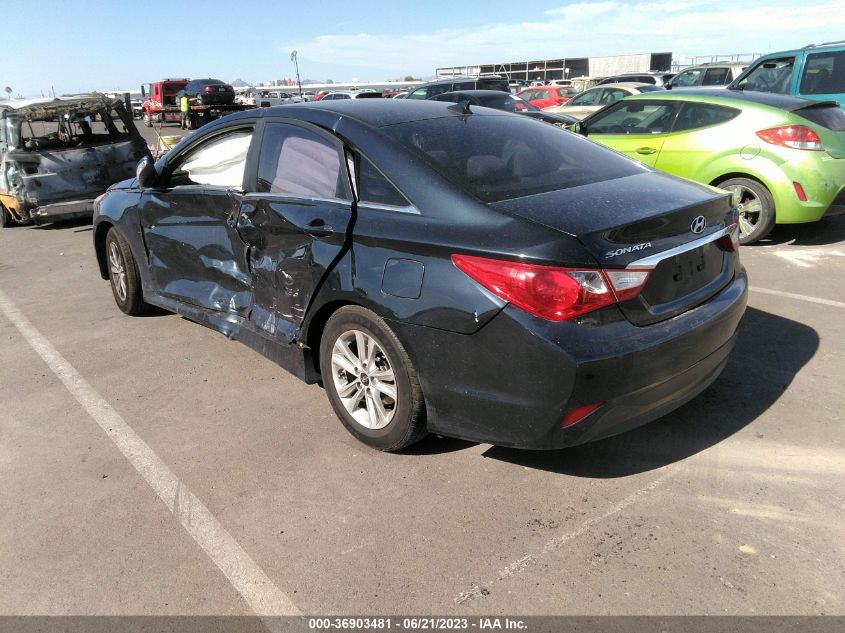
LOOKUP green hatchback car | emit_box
[578,89,845,243]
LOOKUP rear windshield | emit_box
[382,114,643,203]
[795,104,845,131]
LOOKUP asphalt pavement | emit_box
[1,199,843,616]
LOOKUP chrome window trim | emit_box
[243,192,352,206]
[626,226,731,269]
[357,201,420,215]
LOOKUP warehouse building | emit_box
[436,52,673,83]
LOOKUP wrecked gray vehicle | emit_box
[0,95,150,227]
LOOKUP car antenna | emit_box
[448,100,472,116]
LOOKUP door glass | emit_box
[170,129,253,187]
[672,69,703,87]
[800,51,845,95]
[257,123,348,199]
[703,68,731,86]
[589,102,677,134]
[599,88,627,105]
[672,103,739,132]
[358,157,410,207]
[406,87,428,100]
[569,88,601,106]
[452,81,474,91]
[737,57,795,93]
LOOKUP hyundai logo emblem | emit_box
[690,215,706,234]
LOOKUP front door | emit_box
[139,124,256,315]
[237,121,354,343]
[586,100,680,167]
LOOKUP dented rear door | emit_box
[237,121,354,343]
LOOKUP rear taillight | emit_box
[451,255,650,321]
[204,86,215,93]
[720,208,740,252]
[756,125,823,151]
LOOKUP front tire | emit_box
[320,306,427,451]
[105,228,149,315]
[719,177,775,244]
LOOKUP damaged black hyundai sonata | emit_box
[93,100,747,451]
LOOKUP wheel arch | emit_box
[93,220,115,280]
[303,300,360,379]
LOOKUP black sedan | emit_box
[178,78,235,105]
[93,100,747,451]
[429,89,577,126]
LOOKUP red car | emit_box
[314,90,332,101]
[516,86,574,109]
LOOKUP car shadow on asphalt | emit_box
[28,218,92,231]
[479,306,818,477]
[755,214,845,247]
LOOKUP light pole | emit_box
[290,50,302,98]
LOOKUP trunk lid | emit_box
[490,171,739,325]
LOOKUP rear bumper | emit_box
[393,269,747,449]
[30,199,95,224]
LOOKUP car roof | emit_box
[625,88,830,110]
[592,82,652,90]
[221,98,506,128]
[0,94,122,117]
[439,90,516,97]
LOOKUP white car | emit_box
[543,82,663,120]
[320,90,383,100]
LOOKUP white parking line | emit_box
[454,468,677,604]
[0,289,301,618]
[751,287,845,309]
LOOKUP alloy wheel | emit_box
[725,184,763,239]
[330,330,397,430]
[108,241,127,302]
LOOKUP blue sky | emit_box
[5,0,845,96]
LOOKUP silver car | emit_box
[666,63,748,89]
[543,82,663,120]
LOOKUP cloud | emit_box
[279,0,845,79]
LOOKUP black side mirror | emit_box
[136,156,156,189]
[573,120,588,137]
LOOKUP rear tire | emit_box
[105,227,149,315]
[320,306,427,451]
[718,177,775,245]
[0,204,14,228]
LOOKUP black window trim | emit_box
[670,101,741,133]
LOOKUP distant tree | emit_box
[403,75,417,82]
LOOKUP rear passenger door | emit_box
[237,121,354,343]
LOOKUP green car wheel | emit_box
[719,178,776,244]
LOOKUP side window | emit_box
[569,88,602,106]
[672,69,703,87]
[800,51,845,95]
[256,123,348,199]
[357,156,410,207]
[599,88,627,105]
[737,57,795,94]
[169,128,253,187]
[452,81,474,91]
[406,87,429,100]
[589,102,678,135]
[703,68,731,86]
[426,83,452,98]
[673,103,740,132]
